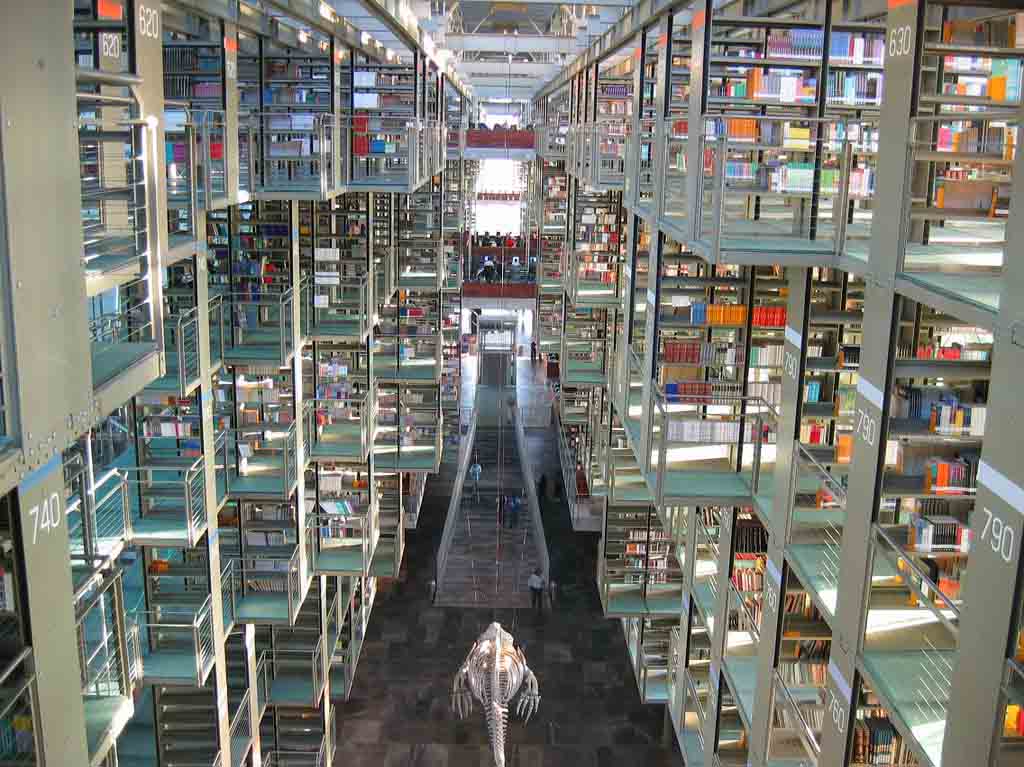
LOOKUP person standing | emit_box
[469,459,482,503]
[530,341,537,365]
[528,568,545,613]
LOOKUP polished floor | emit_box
[332,332,680,767]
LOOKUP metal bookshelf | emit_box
[534,0,1024,765]
[0,1,469,765]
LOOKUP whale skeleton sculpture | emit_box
[451,622,541,767]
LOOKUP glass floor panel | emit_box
[235,593,291,623]
[786,543,840,620]
[862,649,954,767]
[373,447,438,471]
[84,694,134,764]
[722,655,758,727]
[268,675,318,706]
[91,342,158,390]
[372,361,441,381]
[899,271,1001,315]
[314,546,368,575]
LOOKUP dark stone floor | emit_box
[333,415,681,767]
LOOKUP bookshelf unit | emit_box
[537,0,1024,762]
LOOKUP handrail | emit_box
[435,406,478,594]
[873,522,961,633]
[513,406,551,585]
[75,66,143,86]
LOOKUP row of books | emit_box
[924,455,980,495]
[733,518,769,554]
[825,71,883,106]
[852,714,921,766]
[662,340,742,366]
[909,513,970,552]
[898,343,990,361]
[731,554,765,593]
[665,419,761,444]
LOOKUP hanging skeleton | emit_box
[451,622,541,767]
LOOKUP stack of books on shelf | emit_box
[852,714,920,766]
[767,29,824,59]
[829,31,884,66]
[909,511,971,553]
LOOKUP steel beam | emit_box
[458,61,563,77]
[446,32,584,54]
[471,83,542,98]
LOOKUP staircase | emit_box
[434,416,542,608]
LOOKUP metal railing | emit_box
[898,113,1010,299]
[194,109,228,209]
[307,508,378,578]
[123,452,208,547]
[271,635,326,706]
[255,651,270,719]
[227,421,300,498]
[659,117,690,239]
[565,248,621,306]
[247,112,345,198]
[220,559,237,634]
[304,389,376,461]
[650,382,777,510]
[164,306,201,396]
[694,117,876,263]
[229,690,252,755]
[131,594,216,685]
[592,120,630,189]
[397,242,444,291]
[561,332,611,387]
[164,103,198,251]
[307,271,371,339]
[222,285,297,365]
[371,331,444,382]
[230,546,303,624]
[66,466,130,560]
[208,294,226,368]
[88,273,159,390]
[0,649,39,762]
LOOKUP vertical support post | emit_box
[0,0,94,460]
[17,457,90,765]
[223,21,241,204]
[748,267,811,765]
[194,251,235,764]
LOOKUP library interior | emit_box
[0,0,1023,765]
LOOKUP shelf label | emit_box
[784,326,802,349]
[979,460,1024,516]
[827,660,851,700]
[857,376,884,411]
[137,3,159,40]
[766,557,782,588]
[20,454,63,546]
[825,661,851,737]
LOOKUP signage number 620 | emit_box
[138,5,159,40]
[889,25,913,58]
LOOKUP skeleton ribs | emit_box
[451,622,541,767]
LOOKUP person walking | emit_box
[528,568,545,613]
[508,496,520,529]
[530,341,537,365]
[469,459,482,503]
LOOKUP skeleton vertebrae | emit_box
[451,622,541,767]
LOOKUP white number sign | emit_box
[28,492,62,545]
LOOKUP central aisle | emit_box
[330,348,681,767]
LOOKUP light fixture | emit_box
[361,31,371,45]
[298,30,309,44]
[318,1,335,21]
